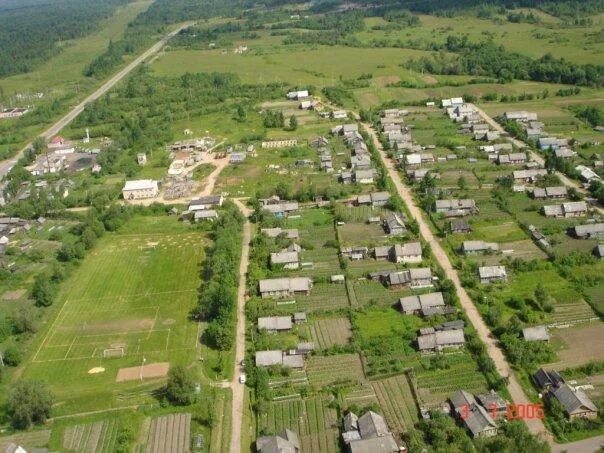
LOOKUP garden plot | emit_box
[371,372,420,434]
[414,355,489,407]
[306,317,353,349]
[343,385,379,408]
[546,322,604,369]
[292,283,350,312]
[306,354,366,388]
[62,419,118,453]
[143,413,191,453]
[351,280,414,307]
[337,222,390,247]
[258,396,339,453]
[0,431,51,452]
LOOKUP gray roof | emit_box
[282,354,305,368]
[543,204,564,217]
[270,251,299,265]
[256,429,300,453]
[189,195,223,208]
[513,169,547,179]
[354,169,376,180]
[574,223,604,237]
[400,292,445,313]
[396,242,422,257]
[258,316,292,331]
[451,390,476,410]
[435,199,476,211]
[194,209,218,219]
[264,202,299,214]
[370,191,390,203]
[522,325,549,341]
[476,390,507,410]
[563,201,588,213]
[373,246,390,258]
[255,350,283,366]
[259,277,312,293]
[344,412,359,432]
[462,240,498,253]
[358,411,390,439]
[478,266,507,280]
[349,435,398,453]
[418,329,465,350]
[261,228,299,239]
[552,384,598,414]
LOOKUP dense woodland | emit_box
[0,0,129,78]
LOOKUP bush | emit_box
[165,364,197,405]
[6,380,54,429]
[3,342,22,366]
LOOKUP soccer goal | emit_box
[103,347,125,358]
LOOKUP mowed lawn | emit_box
[21,216,206,416]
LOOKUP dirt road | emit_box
[229,199,252,453]
[469,103,603,215]
[363,123,550,440]
[0,22,194,180]
[551,434,604,453]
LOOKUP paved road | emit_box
[0,22,193,180]
[363,122,551,440]
[229,199,252,453]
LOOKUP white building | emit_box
[122,180,159,200]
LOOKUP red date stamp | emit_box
[459,403,544,420]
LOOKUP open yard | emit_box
[546,322,604,369]
[19,216,205,416]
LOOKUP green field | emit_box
[19,216,206,416]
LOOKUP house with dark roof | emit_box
[256,429,300,453]
[572,223,604,239]
[551,384,599,421]
[450,219,472,234]
[341,411,398,453]
[450,390,498,438]
[386,268,433,289]
[533,368,564,391]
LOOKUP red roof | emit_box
[50,136,64,144]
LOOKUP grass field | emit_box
[19,216,206,416]
[0,1,152,95]
[546,322,604,369]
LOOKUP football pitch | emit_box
[21,217,206,415]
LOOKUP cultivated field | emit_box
[258,396,339,453]
[62,419,119,453]
[371,372,420,434]
[414,355,490,407]
[143,413,191,453]
[546,322,604,369]
[305,317,353,349]
[20,216,205,416]
[306,354,366,388]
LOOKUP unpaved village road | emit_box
[0,22,194,180]
[469,103,604,215]
[363,122,551,441]
[229,199,252,453]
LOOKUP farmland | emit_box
[257,396,339,453]
[371,373,419,434]
[304,317,353,349]
[18,216,205,416]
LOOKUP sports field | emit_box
[21,216,206,416]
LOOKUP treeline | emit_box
[0,0,128,78]
[405,37,603,86]
[194,203,244,351]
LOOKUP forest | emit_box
[0,0,129,78]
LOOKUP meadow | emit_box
[19,216,206,416]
